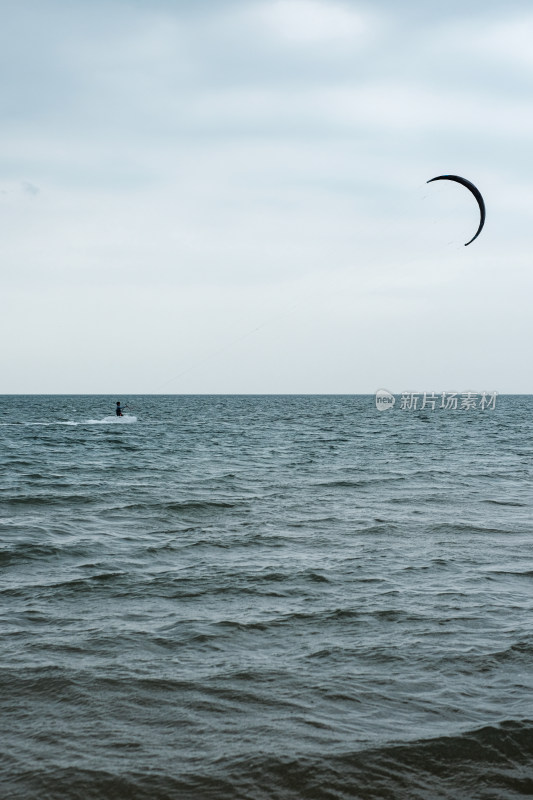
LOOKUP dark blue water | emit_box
[1,395,532,799]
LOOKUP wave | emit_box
[484,499,526,507]
[5,494,93,506]
[428,521,510,535]
[0,542,61,566]
[112,500,238,514]
[315,476,406,488]
[219,720,533,800]
[1,720,531,799]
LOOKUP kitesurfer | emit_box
[116,402,124,417]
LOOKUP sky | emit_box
[1,0,532,393]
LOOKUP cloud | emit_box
[450,12,533,69]
[251,0,373,44]
[22,181,39,195]
[0,0,532,390]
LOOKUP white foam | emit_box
[86,415,137,425]
[1,415,138,427]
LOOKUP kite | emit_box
[427,174,485,246]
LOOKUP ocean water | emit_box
[1,394,532,800]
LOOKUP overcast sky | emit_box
[1,0,532,393]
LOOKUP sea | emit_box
[1,394,532,800]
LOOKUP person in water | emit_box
[116,401,124,417]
